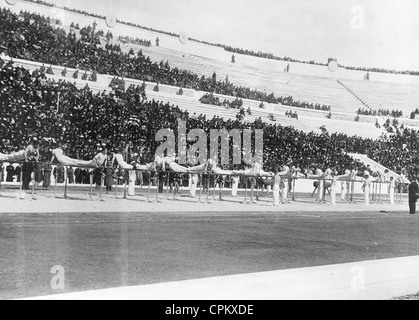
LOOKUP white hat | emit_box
[364,171,370,176]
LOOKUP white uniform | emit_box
[112,153,133,169]
[212,167,232,175]
[278,166,291,201]
[157,156,188,173]
[330,176,337,205]
[233,163,272,177]
[231,176,239,197]
[128,170,136,196]
[362,173,378,205]
[187,163,208,173]
[189,174,198,197]
[341,170,350,201]
[349,169,359,202]
[389,179,395,205]
[273,174,281,206]
[0,150,25,162]
[308,169,325,202]
[52,148,101,168]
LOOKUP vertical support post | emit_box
[219,175,223,201]
[19,166,23,199]
[0,162,2,198]
[115,175,118,199]
[64,166,68,199]
[123,170,127,199]
[198,174,203,203]
[99,168,103,201]
[244,178,248,204]
[156,174,160,202]
[89,170,93,201]
[31,165,36,200]
[54,167,58,198]
[147,172,151,203]
[166,172,170,200]
[212,174,217,201]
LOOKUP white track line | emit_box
[23,256,419,300]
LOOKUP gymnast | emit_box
[50,144,108,168]
[0,138,40,162]
[155,154,188,173]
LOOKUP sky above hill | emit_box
[47,0,419,71]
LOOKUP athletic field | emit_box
[0,184,418,300]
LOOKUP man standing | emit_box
[6,163,15,182]
[362,171,378,206]
[278,162,291,203]
[308,167,325,204]
[341,169,350,201]
[22,139,40,189]
[408,178,418,215]
[389,177,395,205]
[42,162,52,190]
[24,138,40,162]
[67,166,74,184]
[348,166,359,203]
[74,167,82,184]
[189,173,199,198]
[15,164,21,183]
[56,165,65,184]
[231,174,239,197]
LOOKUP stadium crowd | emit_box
[20,0,419,77]
[3,57,419,181]
[357,108,403,118]
[225,45,419,76]
[118,35,152,48]
[0,8,332,113]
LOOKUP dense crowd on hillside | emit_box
[20,0,419,77]
[3,58,419,179]
[0,7,332,112]
[118,36,152,48]
[357,108,403,118]
[199,93,244,110]
[225,45,419,76]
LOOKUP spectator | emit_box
[42,162,52,189]
[67,166,74,183]
[6,163,15,182]
[46,65,54,75]
[153,82,160,92]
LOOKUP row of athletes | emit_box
[0,139,410,206]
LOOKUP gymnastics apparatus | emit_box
[0,146,410,206]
